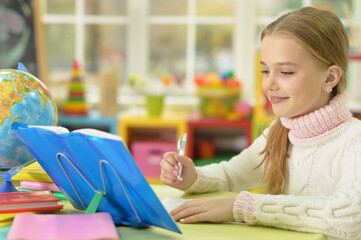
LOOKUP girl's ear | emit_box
[324,65,342,89]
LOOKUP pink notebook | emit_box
[20,180,61,192]
[7,212,119,240]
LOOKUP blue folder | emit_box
[12,122,181,234]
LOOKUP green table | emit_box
[115,184,327,240]
[3,184,327,240]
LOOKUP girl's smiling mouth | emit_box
[268,96,289,104]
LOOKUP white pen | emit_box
[176,133,187,181]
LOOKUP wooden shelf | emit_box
[118,111,188,183]
[118,111,188,147]
[187,115,252,160]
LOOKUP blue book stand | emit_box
[12,122,181,234]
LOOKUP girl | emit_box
[160,6,361,240]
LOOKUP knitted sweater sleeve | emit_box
[234,138,361,240]
[185,129,267,193]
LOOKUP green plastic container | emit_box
[146,95,164,117]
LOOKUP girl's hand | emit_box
[160,152,197,190]
[170,197,236,223]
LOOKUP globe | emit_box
[0,67,58,192]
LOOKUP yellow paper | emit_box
[0,213,18,222]
[12,162,53,182]
[0,220,12,227]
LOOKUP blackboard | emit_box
[0,0,46,82]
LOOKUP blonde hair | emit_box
[258,7,349,194]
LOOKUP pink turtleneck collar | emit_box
[280,94,353,144]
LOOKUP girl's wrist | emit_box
[233,191,263,224]
[183,168,207,193]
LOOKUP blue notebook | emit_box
[12,123,181,234]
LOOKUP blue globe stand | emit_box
[0,167,22,193]
[0,172,17,192]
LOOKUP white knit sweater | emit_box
[186,94,361,240]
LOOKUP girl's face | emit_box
[260,35,331,118]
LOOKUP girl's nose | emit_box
[262,73,278,92]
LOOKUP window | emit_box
[148,0,238,94]
[42,0,256,105]
[41,0,361,108]
[42,0,127,104]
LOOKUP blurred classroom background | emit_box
[1,0,361,182]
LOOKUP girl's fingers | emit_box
[170,199,204,217]
[160,174,178,185]
[160,151,196,189]
[174,154,192,167]
[163,152,179,165]
[162,152,194,171]
[171,204,205,222]
[160,167,178,180]
[160,157,180,175]
[160,159,176,172]
[179,212,209,224]
[171,197,236,223]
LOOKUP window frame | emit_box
[41,0,361,106]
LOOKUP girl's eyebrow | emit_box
[260,60,297,67]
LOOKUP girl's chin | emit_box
[272,108,293,118]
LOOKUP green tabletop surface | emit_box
[115,184,327,240]
[2,184,327,240]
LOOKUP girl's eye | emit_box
[281,71,294,75]
[260,70,269,75]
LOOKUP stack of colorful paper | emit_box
[12,162,66,200]
[0,191,63,227]
[62,60,90,115]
